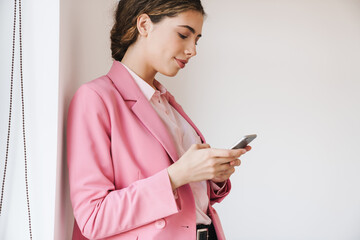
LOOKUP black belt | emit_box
[196,223,217,240]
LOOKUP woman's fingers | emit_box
[212,145,252,166]
[206,148,246,159]
[213,156,242,165]
[229,159,241,166]
[178,144,251,184]
[216,159,240,172]
[214,167,236,179]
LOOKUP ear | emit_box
[137,13,153,37]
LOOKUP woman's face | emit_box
[144,10,204,77]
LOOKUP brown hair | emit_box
[110,0,206,61]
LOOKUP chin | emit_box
[167,71,179,77]
[159,67,180,77]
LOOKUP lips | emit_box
[175,58,188,69]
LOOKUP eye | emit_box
[178,33,199,46]
[178,33,188,39]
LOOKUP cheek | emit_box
[152,34,183,58]
[146,34,184,75]
[168,36,184,54]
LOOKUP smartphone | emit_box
[230,134,257,149]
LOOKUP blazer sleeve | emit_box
[208,179,231,205]
[67,85,179,239]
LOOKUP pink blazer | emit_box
[67,61,231,240]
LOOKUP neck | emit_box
[121,44,157,90]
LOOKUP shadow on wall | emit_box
[55,0,115,239]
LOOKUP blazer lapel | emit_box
[131,97,179,162]
[166,92,206,144]
[107,61,179,162]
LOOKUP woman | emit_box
[67,0,251,239]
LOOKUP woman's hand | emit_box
[167,144,251,190]
[211,145,252,184]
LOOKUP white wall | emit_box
[160,0,360,239]
[1,0,359,239]
[0,0,59,239]
[56,0,116,239]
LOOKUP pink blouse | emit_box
[122,62,224,224]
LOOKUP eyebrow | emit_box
[177,25,202,38]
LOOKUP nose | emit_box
[185,43,197,57]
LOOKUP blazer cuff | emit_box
[210,181,227,195]
[209,179,231,204]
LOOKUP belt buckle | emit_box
[197,228,208,240]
